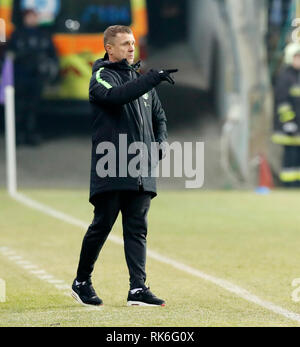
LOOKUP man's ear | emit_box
[105,44,113,55]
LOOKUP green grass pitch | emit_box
[1,189,300,327]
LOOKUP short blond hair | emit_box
[103,25,132,46]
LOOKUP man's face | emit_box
[293,54,300,70]
[106,32,135,65]
[23,12,39,27]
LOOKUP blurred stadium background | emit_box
[1,0,300,327]
[0,0,293,190]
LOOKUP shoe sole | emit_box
[71,290,103,308]
[127,301,165,307]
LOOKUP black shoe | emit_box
[127,287,165,306]
[71,279,103,307]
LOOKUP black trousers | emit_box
[280,146,300,187]
[76,190,152,289]
[15,80,42,143]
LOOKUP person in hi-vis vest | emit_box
[272,42,300,187]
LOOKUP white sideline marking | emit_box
[0,245,70,297]
[21,264,38,270]
[47,279,65,284]
[30,269,47,275]
[5,307,101,319]
[8,255,22,261]
[7,191,300,323]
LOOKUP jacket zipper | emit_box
[130,70,144,187]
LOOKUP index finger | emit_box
[167,69,178,73]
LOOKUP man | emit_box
[7,9,58,145]
[72,25,178,307]
[272,42,300,187]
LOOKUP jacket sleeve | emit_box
[89,67,161,106]
[6,30,17,54]
[274,70,295,130]
[46,35,59,62]
[151,88,167,143]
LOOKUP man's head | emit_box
[104,25,135,65]
[23,9,39,28]
[293,53,300,70]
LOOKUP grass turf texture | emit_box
[1,189,300,327]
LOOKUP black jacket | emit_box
[272,66,300,145]
[88,54,167,204]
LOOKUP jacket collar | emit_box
[94,53,141,72]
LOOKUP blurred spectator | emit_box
[6,9,59,146]
[272,42,300,187]
[147,0,187,48]
[269,0,292,28]
[267,0,293,80]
